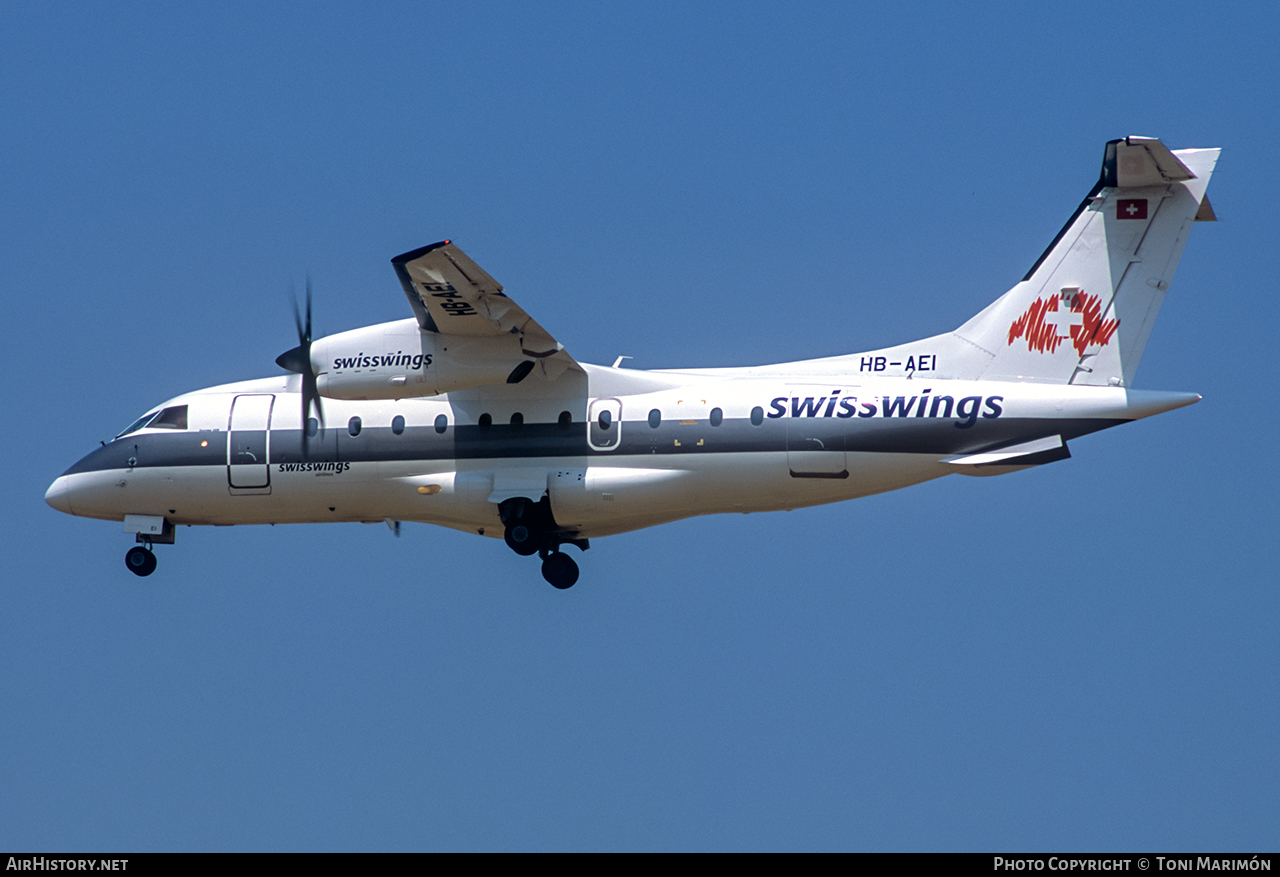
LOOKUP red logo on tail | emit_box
[1007,291,1119,356]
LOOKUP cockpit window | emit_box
[149,406,188,430]
[115,404,189,439]
[116,410,159,439]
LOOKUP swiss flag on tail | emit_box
[1117,199,1148,219]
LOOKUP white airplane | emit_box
[46,137,1220,589]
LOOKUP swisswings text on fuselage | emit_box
[767,391,1003,428]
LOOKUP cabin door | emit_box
[228,394,275,489]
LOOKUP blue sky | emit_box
[3,1,1277,851]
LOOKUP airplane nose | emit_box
[45,476,73,515]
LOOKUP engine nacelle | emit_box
[312,318,528,400]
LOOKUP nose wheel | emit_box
[125,545,157,577]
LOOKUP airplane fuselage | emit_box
[46,363,1195,541]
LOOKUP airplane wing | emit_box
[391,242,581,379]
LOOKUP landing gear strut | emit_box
[500,496,555,557]
[498,496,588,588]
[125,545,157,577]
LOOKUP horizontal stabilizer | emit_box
[1105,136,1197,187]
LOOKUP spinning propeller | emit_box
[275,277,325,457]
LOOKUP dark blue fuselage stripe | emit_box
[61,417,1128,476]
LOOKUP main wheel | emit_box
[541,552,579,589]
[504,521,541,556]
[125,546,157,577]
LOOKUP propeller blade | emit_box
[279,277,323,459]
[304,273,313,344]
[301,370,325,458]
[291,284,305,346]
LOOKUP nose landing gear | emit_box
[121,516,173,577]
[125,545,157,577]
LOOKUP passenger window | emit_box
[710,407,723,427]
[348,416,362,436]
[750,406,764,426]
[648,408,661,428]
[598,410,612,430]
[150,405,188,430]
[478,413,492,432]
[307,417,319,438]
[392,415,405,435]
[434,414,448,434]
[558,411,572,431]
[510,412,524,431]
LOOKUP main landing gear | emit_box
[499,496,588,589]
[504,518,542,556]
[541,549,579,590]
[125,545,157,576]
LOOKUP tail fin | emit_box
[951,137,1219,386]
